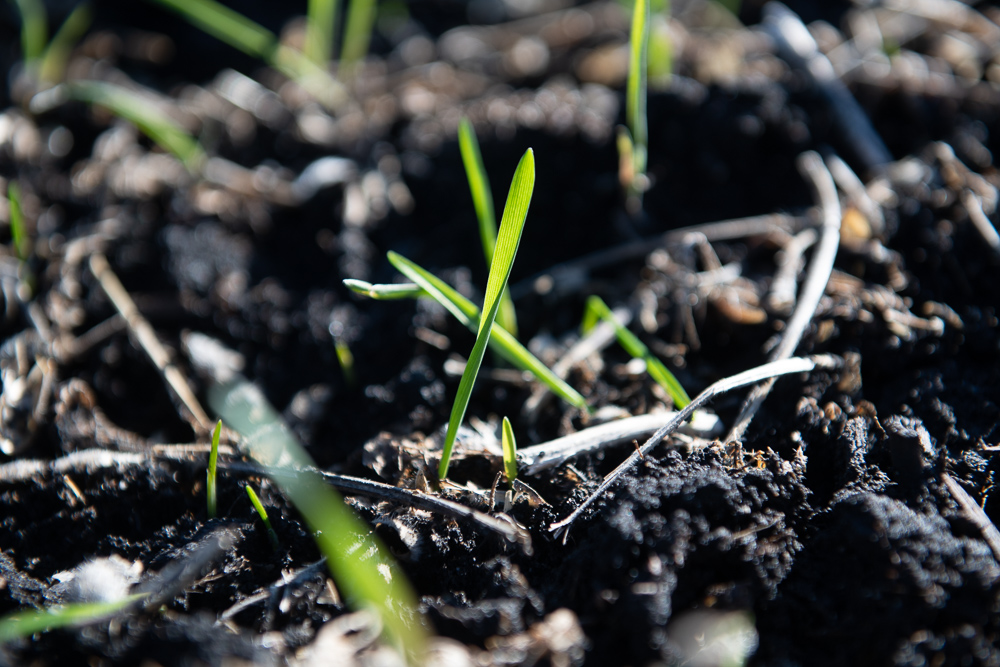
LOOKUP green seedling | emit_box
[458,117,518,338]
[335,339,356,386]
[11,0,47,65]
[305,0,339,65]
[207,377,427,661]
[583,295,690,408]
[341,0,377,66]
[147,0,345,109]
[347,271,588,412]
[245,484,280,550]
[207,419,221,519]
[32,81,207,172]
[501,416,517,483]
[0,594,147,643]
[10,0,92,88]
[435,148,535,480]
[621,0,649,213]
[7,182,29,262]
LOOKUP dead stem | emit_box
[550,354,842,536]
[941,473,1000,565]
[726,151,841,443]
[89,253,212,431]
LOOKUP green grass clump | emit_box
[458,117,518,338]
[501,416,517,483]
[206,420,221,519]
[435,148,535,480]
[245,484,280,550]
[583,295,690,408]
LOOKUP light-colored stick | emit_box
[726,152,841,443]
[89,253,212,431]
[942,473,1000,564]
[549,355,841,535]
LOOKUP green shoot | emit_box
[458,117,518,338]
[245,484,279,550]
[7,182,29,261]
[38,3,93,85]
[435,148,535,480]
[146,0,346,110]
[624,0,649,212]
[341,0,377,66]
[207,379,427,661]
[305,0,339,65]
[335,339,356,386]
[49,81,207,172]
[583,295,690,408]
[501,416,517,483]
[350,269,589,412]
[207,419,221,519]
[0,594,147,643]
[11,0,47,65]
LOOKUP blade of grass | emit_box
[147,0,275,59]
[207,378,427,661]
[38,3,92,84]
[7,182,29,261]
[626,0,649,199]
[207,420,221,518]
[340,0,377,66]
[57,81,206,172]
[305,0,339,65]
[11,0,47,64]
[0,594,147,643]
[501,416,517,483]
[583,295,690,408]
[436,148,535,480]
[458,117,518,337]
[245,484,279,550]
[380,255,588,412]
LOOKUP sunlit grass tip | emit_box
[207,419,221,518]
[245,483,279,550]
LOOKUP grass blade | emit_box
[147,0,276,59]
[60,81,206,172]
[458,117,518,337]
[207,420,221,518]
[341,0,377,66]
[207,378,427,661]
[437,148,535,479]
[381,255,588,412]
[583,295,690,408]
[245,484,279,550]
[11,0,47,64]
[501,416,517,483]
[7,182,29,261]
[305,0,339,65]
[626,0,649,203]
[39,3,92,84]
[0,594,147,643]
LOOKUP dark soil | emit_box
[1,0,999,665]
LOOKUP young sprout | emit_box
[0,594,148,643]
[335,339,356,387]
[7,183,29,262]
[420,148,534,480]
[501,416,517,483]
[583,295,691,408]
[304,0,339,65]
[458,117,518,337]
[341,0,378,67]
[11,0,47,66]
[37,3,92,85]
[351,266,588,412]
[245,484,279,550]
[207,420,221,519]
[622,0,649,213]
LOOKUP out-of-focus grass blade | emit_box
[341,0,377,66]
[148,0,275,58]
[458,117,518,337]
[305,0,338,65]
[381,255,588,412]
[39,3,92,84]
[427,148,534,479]
[7,182,29,261]
[502,416,517,483]
[584,295,690,408]
[207,419,221,518]
[344,278,423,300]
[626,0,649,185]
[11,0,47,63]
[59,81,206,172]
[0,594,147,643]
[245,484,279,550]
[207,378,427,661]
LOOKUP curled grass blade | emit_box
[502,416,517,483]
[207,378,427,661]
[56,81,206,172]
[584,295,690,408]
[436,148,534,479]
[458,117,518,337]
[381,255,588,412]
